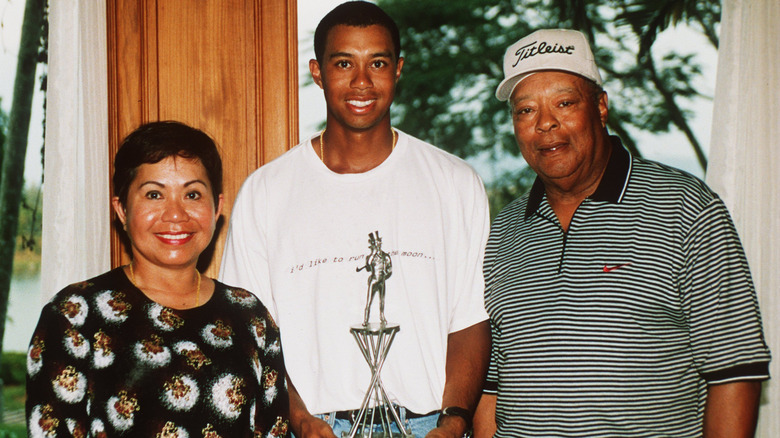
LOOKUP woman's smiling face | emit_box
[113,155,223,271]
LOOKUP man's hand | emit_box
[425,415,468,438]
[472,394,497,438]
[428,321,490,438]
[288,376,337,438]
[297,414,337,438]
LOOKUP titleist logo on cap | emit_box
[512,41,576,68]
[496,29,603,101]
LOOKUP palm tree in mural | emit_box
[550,0,719,170]
[377,0,720,214]
[615,0,719,53]
[614,0,721,170]
[0,0,46,419]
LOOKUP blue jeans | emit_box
[316,407,438,437]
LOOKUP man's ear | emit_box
[395,57,404,83]
[310,59,324,89]
[598,91,609,127]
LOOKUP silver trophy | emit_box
[348,232,413,438]
[357,231,392,326]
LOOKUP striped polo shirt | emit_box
[483,137,770,437]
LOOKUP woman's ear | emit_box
[215,194,224,220]
[112,197,127,227]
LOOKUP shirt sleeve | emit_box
[26,291,91,436]
[484,318,499,394]
[684,198,771,384]
[219,172,279,323]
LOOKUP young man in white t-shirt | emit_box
[220,3,490,437]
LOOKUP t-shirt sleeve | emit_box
[219,173,279,322]
[448,168,490,332]
[684,199,771,384]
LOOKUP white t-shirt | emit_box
[220,130,489,415]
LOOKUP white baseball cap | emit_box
[496,29,603,101]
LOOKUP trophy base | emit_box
[346,324,415,438]
[342,432,414,438]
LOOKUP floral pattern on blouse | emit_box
[26,268,289,437]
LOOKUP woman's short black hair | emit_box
[112,121,223,207]
[313,1,401,64]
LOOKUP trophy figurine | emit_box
[356,231,392,326]
[348,232,413,438]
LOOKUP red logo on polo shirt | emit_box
[603,263,631,272]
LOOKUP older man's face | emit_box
[510,71,609,192]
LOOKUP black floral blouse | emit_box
[26,268,289,437]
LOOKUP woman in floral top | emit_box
[26,121,289,437]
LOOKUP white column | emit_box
[705,1,780,436]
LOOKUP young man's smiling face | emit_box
[310,24,404,133]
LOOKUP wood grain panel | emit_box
[107,0,299,277]
[258,0,299,163]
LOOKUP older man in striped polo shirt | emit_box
[474,29,771,437]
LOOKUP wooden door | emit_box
[106,0,298,276]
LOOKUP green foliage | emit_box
[0,427,24,438]
[0,383,26,433]
[380,0,715,157]
[379,0,527,161]
[376,0,718,211]
[10,185,41,278]
[0,4,44,277]
[616,0,720,56]
[487,166,537,221]
[1,0,48,363]
[0,101,7,176]
[0,353,26,386]
[16,185,42,254]
[2,384,25,415]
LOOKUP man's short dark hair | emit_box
[113,121,223,208]
[313,1,401,64]
[583,78,605,109]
